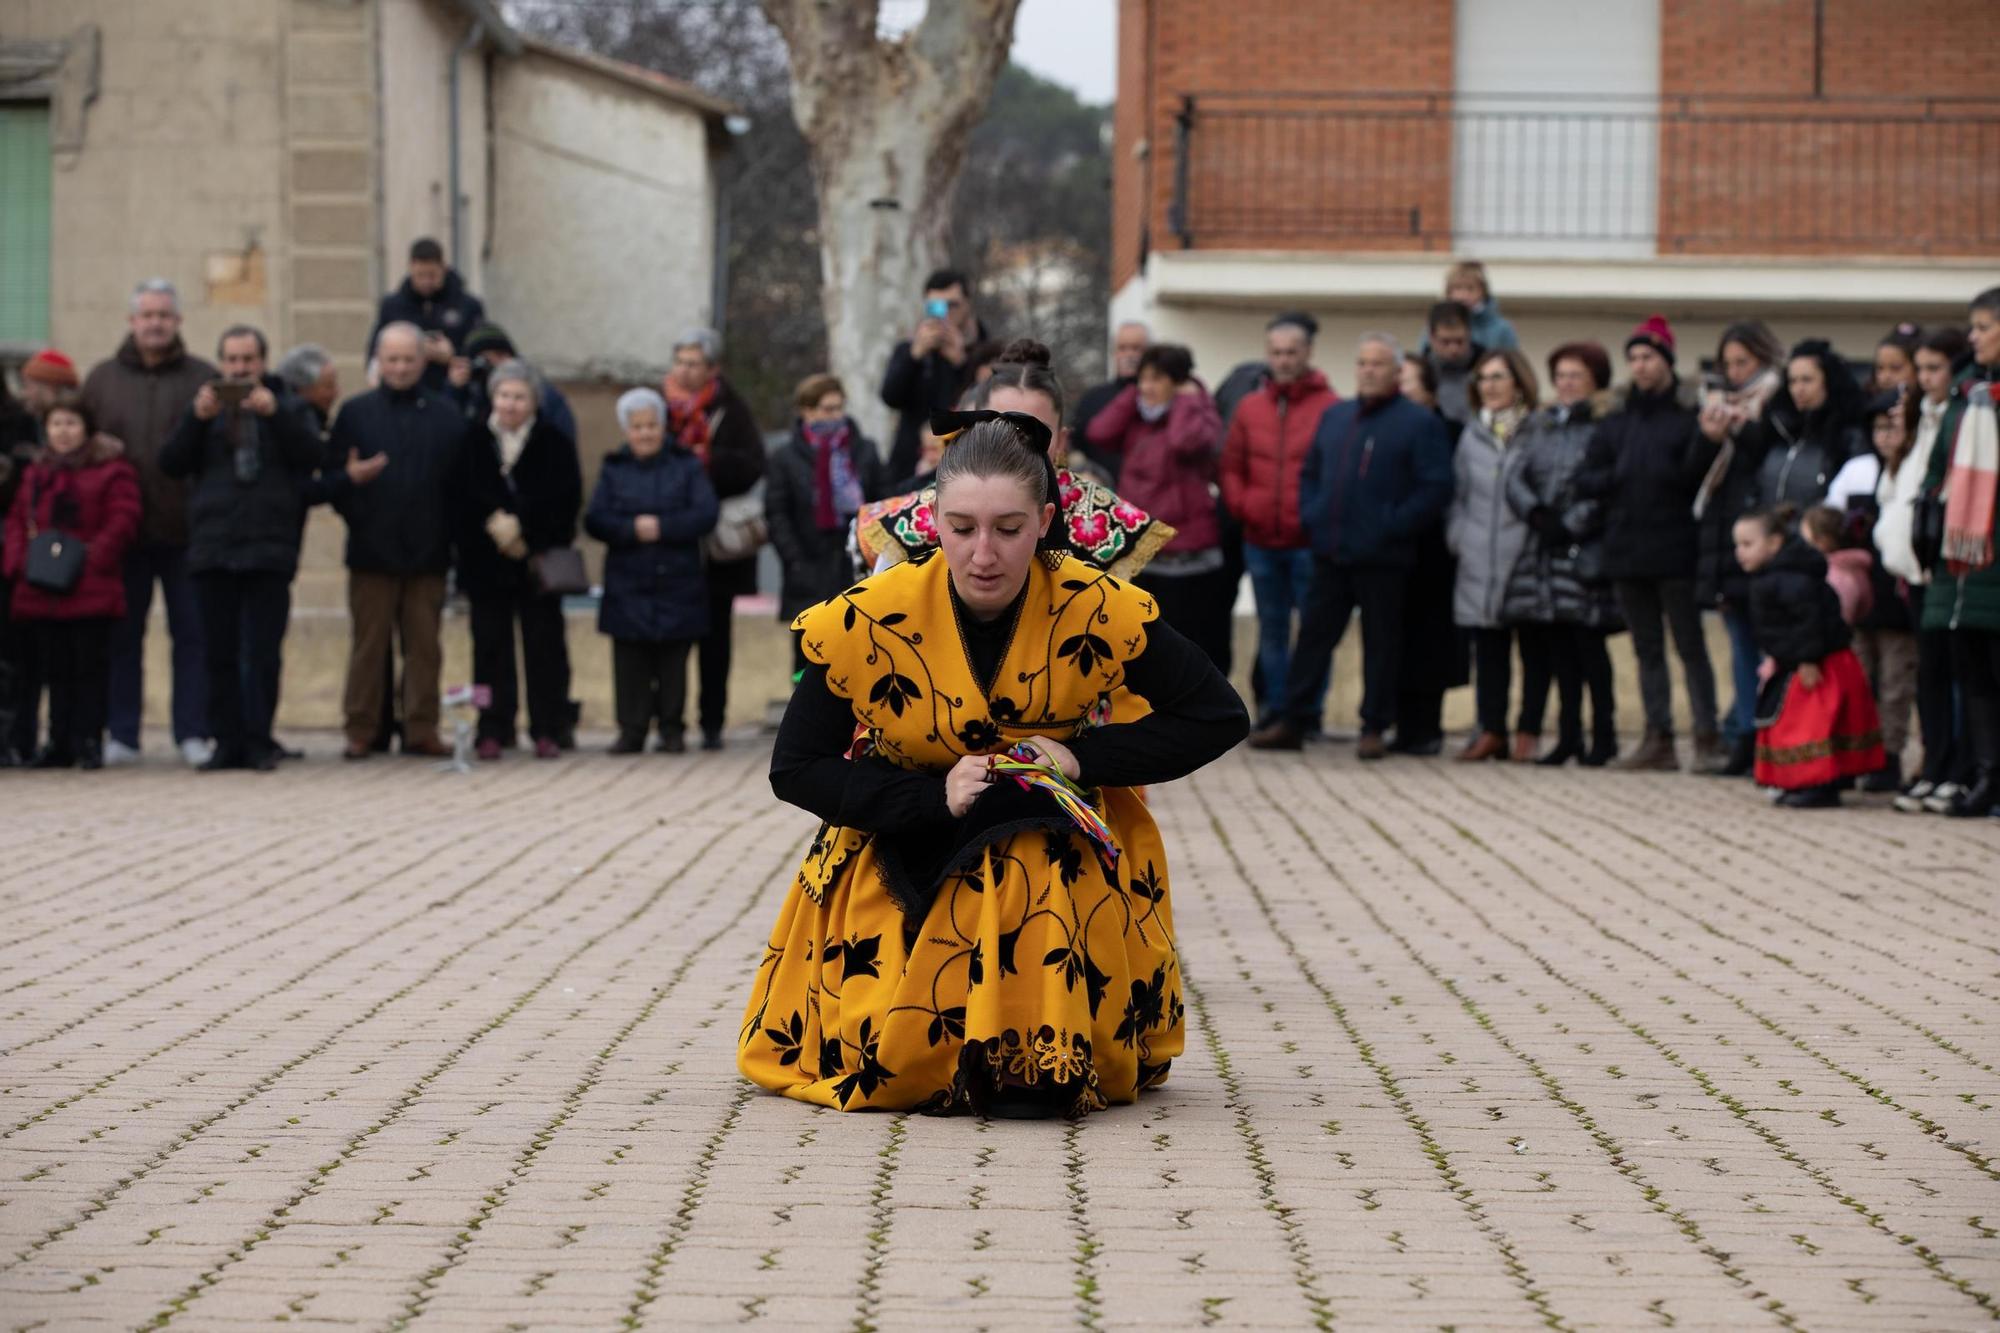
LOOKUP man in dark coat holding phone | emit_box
[159,325,321,771]
[878,268,990,481]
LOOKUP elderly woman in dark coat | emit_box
[664,327,765,750]
[586,387,718,755]
[458,360,583,761]
[764,373,884,672]
[1503,342,1622,766]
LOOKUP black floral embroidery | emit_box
[956,717,1001,751]
[869,671,923,717]
[764,1010,805,1067]
[1131,860,1163,903]
[832,1017,895,1107]
[926,1006,967,1047]
[818,1035,844,1077]
[1057,631,1112,676]
[989,695,1022,723]
[1044,832,1083,887]
[1115,967,1167,1049]
[835,933,881,981]
[966,940,985,985]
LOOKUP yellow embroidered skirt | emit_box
[737,787,1182,1116]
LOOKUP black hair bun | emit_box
[995,338,1052,368]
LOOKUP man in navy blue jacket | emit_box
[1249,333,1453,759]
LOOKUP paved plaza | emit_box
[3,742,1998,1330]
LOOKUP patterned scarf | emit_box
[809,418,862,531]
[666,377,718,460]
[1944,381,1997,573]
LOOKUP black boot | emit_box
[75,738,103,771]
[1535,729,1584,767]
[1859,754,1902,794]
[1778,783,1841,809]
[29,746,74,769]
[1719,734,1755,778]
[1947,772,1996,819]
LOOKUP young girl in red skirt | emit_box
[1735,506,1886,808]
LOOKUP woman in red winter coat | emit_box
[1085,344,1231,666]
[2,396,141,768]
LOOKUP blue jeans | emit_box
[1720,603,1759,744]
[1244,544,1325,725]
[107,543,209,747]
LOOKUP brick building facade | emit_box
[1112,0,1998,389]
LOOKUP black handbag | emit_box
[530,546,590,597]
[24,475,86,596]
[1912,493,1947,574]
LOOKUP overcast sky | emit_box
[1011,0,1116,104]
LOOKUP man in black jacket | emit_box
[159,326,322,771]
[879,268,988,481]
[325,322,470,760]
[1575,315,1724,772]
[366,238,486,395]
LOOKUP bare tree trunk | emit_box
[758,0,1022,452]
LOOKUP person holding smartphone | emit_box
[879,268,989,481]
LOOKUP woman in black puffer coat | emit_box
[1503,342,1622,766]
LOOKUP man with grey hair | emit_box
[662,326,765,749]
[1249,331,1453,759]
[1072,320,1151,474]
[276,344,340,431]
[324,321,472,760]
[81,277,218,766]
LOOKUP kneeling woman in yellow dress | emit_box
[739,409,1248,1118]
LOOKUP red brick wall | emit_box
[1114,0,1999,269]
[1659,0,1998,256]
[1112,0,1457,285]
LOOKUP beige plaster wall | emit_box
[377,0,488,291]
[7,0,289,364]
[483,50,716,382]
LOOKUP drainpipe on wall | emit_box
[448,18,483,267]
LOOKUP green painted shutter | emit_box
[0,103,53,344]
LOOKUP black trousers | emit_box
[615,638,694,739]
[1137,562,1237,675]
[1518,623,1615,747]
[196,571,292,762]
[1469,626,1513,736]
[469,587,571,744]
[1614,577,1718,737]
[1952,628,2000,778]
[1283,560,1405,735]
[34,618,112,756]
[247,581,291,753]
[1916,623,1967,784]
[1395,526,1459,744]
[696,581,734,738]
[1,578,37,756]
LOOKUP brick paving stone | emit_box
[3,742,1998,1330]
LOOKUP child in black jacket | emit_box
[1736,506,1885,808]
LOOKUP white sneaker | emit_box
[1893,780,1935,814]
[1922,781,1964,815]
[103,739,141,767]
[180,737,216,768]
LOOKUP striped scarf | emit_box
[1944,382,1997,573]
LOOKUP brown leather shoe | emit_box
[1614,730,1680,772]
[1247,720,1304,751]
[1356,731,1388,761]
[1457,731,1507,762]
[1689,731,1729,775]
[341,742,372,762]
[402,736,451,758]
[1511,731,1539,763]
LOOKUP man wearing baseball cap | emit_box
[1573,314,1726,773]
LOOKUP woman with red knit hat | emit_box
[1574,315,1725,771]
[19,349,80,415]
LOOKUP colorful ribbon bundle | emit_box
[989,743,1119,876]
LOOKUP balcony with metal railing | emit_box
[1166,91,2000,259]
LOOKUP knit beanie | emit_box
[22,349,79,388]
[1625,315,1676,363]
[464,322,515,360]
